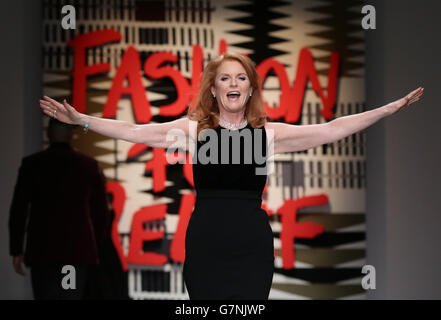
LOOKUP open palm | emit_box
[389,87,424,115]
[39,96,81,124]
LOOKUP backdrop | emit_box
[41,0,368,299]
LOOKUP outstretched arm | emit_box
[40,96,190,149]
[268,87,424,154]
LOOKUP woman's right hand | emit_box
[39,96,82,125]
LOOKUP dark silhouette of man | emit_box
[9,118,110,300]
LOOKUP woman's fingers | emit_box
[403,87,424,106]
[411,88,423,99]
[40,97,67,114]
[62,100,75,113]
[410,93,422,102]
[408,97,420,105]
[408,90,418,100]
[409,87,423,98]
[389,87,424,115]
[40,98,59,113]
[408,87,424,104]
[39,96,78,124]
[40,96,58,115]
[40,100,58,116]
[43,95,62,107]
[41,108,55,118]
[40,104,55,114]
[58,100,69,113]
[40,105,51,113]
[42,96,74,112]
[39,99,52,108]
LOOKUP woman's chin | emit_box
[223,106,245,113]
[220,101,247,112]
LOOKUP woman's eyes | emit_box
[220,77,247,81]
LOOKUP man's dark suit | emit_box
[9,142,110,298]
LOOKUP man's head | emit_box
[47,118,77,144]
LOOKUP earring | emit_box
[249,92,252,97]
[213,94,216,98]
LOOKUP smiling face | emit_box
[210,60,253,114]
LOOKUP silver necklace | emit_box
[218,116,248,130]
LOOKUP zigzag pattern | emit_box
[43,71,115,172]
[225,0,291,63]
[305,0,365,77]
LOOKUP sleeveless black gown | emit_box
[183,123,274,300]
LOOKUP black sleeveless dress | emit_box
[183,123,274,300]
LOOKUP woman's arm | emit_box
[268,87,424,155]
[40,96,190,149]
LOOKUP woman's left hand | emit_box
[388,87,424,115]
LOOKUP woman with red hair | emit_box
[40,53,423,300]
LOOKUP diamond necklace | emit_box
[218,116,248,130]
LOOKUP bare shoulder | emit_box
[264,121,290,131]
[264,121,280,131]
